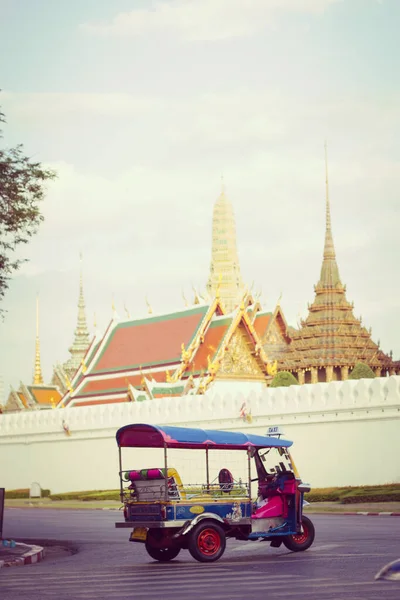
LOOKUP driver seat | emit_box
[218,468,235,493]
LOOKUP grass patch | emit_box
[49,490,121,502]
[5,488,51,499]
[306,483,400,504]
[6,483,400,504]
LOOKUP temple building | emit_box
[61,257,91,380]
[3,164,398,412]
[206,181,246,312]
[279,144,394,383]
[4,263,91,412]
[59,181,292,408]
[61,290,281,408]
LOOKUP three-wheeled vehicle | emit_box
[115,423,315,563]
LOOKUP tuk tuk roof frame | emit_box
[116,423,293,451]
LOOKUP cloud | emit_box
[80,0,342,41]
[4,88,398,162]
[1,92,162,122]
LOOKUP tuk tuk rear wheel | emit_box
[145,540,181,562]
[282,516,315,552]
[188,522,226,563]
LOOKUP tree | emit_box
[0,106,56,311]
[349,362,375,380]
[270,371,299,388]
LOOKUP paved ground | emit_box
[1,508,399,600]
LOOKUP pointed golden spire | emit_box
[319,141,341,287]
[124,303,131,319]
[65,253,91,377]
[33,295,44,385]
[323,140,335,261]
[277,291,282,307]
[182,290,188,307]
[206,181,245,311]
[145,296,153,314]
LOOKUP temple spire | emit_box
[279,143,392,382]
[323,141,336,261]
[33,295,44,384]
[63,254,91,379]
[319,142,340,287]
[206,181,245,312]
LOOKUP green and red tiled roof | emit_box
[74,373,145,399]
[91,305,210,374]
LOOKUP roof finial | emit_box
[79,249,83,278]
[33,294,44,385]
[325,140,331,234]
[145,296,153,314]
[192,285,200,305]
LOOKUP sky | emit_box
[0,0,399,401]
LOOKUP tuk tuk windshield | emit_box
[255,446,295,480]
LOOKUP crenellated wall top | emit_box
[0,376,399,439]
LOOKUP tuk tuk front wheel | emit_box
[282,516,315,552]
[188,522,226,563]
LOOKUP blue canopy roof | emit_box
[116,423,292,450]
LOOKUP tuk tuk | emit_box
[115,423,315,563]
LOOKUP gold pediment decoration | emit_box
[266,360,278,376]
[218,328,264,379]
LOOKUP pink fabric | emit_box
[252,496,284,519]
[127,468,165,481]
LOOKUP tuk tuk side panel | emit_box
[124,499,252,524]
[175,499,252,522]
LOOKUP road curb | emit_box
[0,543,45,568]
[342,512,400,516]
[304,511,400,517]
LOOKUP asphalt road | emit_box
[1,508,399,600]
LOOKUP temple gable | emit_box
[217,325,266,381]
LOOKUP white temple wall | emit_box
[0,376,399,494]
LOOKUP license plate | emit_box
[130,527,148,541]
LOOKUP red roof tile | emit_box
[92,306,209,374]
[189,317,232,373]
[253,313,272,338]
[76,373,144,397]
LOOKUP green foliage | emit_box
[270,371,299,388]
[5,488,51,499]
[349,362,376,380]
[0,105,56,310]
[49,489,121,501]
[305,483,400,504]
